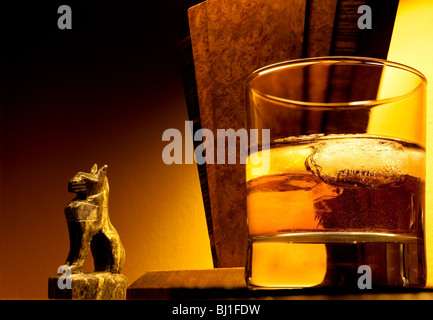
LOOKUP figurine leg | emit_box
[109,237,125,274]
[90,230,125,273]
[105,229,125,273]
[90,232,113,272]
[65,221,92,273]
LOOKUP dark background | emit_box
[0,0,214,299]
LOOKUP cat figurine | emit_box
[63,164,125,274]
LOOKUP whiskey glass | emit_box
[245,57,426,289]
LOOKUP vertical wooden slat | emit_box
[187,2,219,267]
[175,35,218,268]
[324,0,400,134]
[331,0,367,56]
[305,0,339,57]
[356,0,400,59]
[301,0,339,135]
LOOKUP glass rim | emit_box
[245,56,427,110]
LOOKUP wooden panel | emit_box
[188,0,306,268]
[188,2,213,133]
[305,0,339,57]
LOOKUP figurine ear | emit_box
[91,164,98,174]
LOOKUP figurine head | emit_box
[68,164,108,197]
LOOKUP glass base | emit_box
[245,232,426,290]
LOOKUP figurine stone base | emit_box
[48,272,128,300]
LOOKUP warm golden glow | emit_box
[247,189,321,235]
[386,0,433,287]
[369,63,426,147]
[250,242,327,287]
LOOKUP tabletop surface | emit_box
[126,267,433,300]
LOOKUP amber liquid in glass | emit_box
[246,135,426,289]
